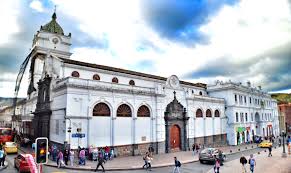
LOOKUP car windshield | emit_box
[0,129,12,135]
[5,142,16,146]
[201,148,215,154]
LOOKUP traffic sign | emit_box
[72,133,85,138]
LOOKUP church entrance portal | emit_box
[170,125,181,150]
[164,91,189,153]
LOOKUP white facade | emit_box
[16,13,280,154]
[208,81,280,145]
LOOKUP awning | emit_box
[236,127,246,132]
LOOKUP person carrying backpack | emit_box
[173,157,181,173]
[248,154,256,173]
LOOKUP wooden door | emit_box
[170,125,180,149]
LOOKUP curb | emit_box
[19,145,260,171]
[0,161,9,172]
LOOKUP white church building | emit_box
[18,12,279,156]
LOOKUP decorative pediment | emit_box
[164,91,188,121]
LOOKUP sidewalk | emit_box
[19,143,260,171]
[207,147,291,173]
[0,161,9,172]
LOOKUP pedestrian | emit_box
[64,149,69,165]
[173,156,181,173]
[69,149,75,167]
[248,154,256,173]
[239,155,247,173]
[57,150,64,168]
[0,147,5,167]
[213,155,220,173]
[95,152,105,172]
[148,145,154,156]
[142,152,149,169]
[218,150,224,166]
[145,153,153,171]
[268,145,272,157]
[79,148,86,165]
[192,144,196,156]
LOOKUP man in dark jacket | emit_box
[173,157,181,173]
[95,152,105,172]
[240,155,247,173]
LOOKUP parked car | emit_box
[14,154,30,173]
[4,141,18,154]
[258,140,272,148]
[199,148,226,164]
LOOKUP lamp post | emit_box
[282,130,287,157]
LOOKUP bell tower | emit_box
[28,11,72,97]
[29,11,71,140]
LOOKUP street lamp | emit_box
[282,130,287,157]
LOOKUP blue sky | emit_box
[0,0,291,97]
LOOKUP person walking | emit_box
[239,155,247,173]
[145,153,153,171]
[248,154,256,173]
[192,144,196,156]
[213,155,220,173]
[69,149,75,167]
[173,157,181,173]
[79,148,86,165]
[57,150,64,168]
[64,149,69,165]
[95,152,105,172]
[142,152,149,169]
[268,145,272,157]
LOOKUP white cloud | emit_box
[29,0,45,12]
[0,0,20,45]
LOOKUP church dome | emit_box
[40,12,64,35]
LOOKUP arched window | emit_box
[93,103,110,116]
[71,71,80,78]
[206,109,212,117]
[137,105,150,117]
[129,80,135,86]
[196,109,203,118]
[199,91,203,95]
[214,110,220,117]
[112,77,119,83]
[93,74,100,80]
[117,104,132,117]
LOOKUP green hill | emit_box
[271,93,291,104]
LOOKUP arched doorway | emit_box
[237,132,240,145]
[252,130,255,142]
[246,131,250,143]
[263,128,265,137]
[242,131,245,143]
[255,112,261,136]
[170,125,181,150]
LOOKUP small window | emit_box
[249,97,252,104]
[129,80,135,86]
[235,95,237,102]
[214,110,220,117]
[71,71,80,78]
[192,90,194,94]
[206,109,212,117]
[93,74,100,80]
[112,77,119,83]
[236,113,239,122]
[245,113,248,122]
[199,91,203,95]
[196,109,203,118]
[244,96,246,103]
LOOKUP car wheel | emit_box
[199,160,204,164]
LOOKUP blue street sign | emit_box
[72,133,85,138]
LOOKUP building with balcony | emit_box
[207,81,280,145]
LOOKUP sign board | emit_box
[72,133,85,138]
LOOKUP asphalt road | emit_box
[3,147,266,173]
